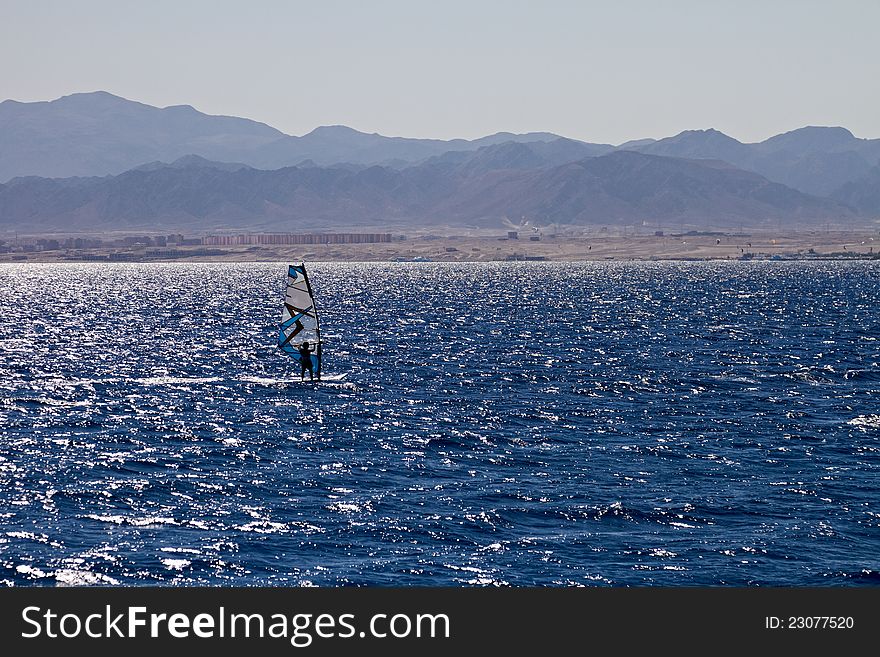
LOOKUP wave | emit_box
[14,564,120,586]
[844,368,880,381]
[84,514,178,527]
[824,569,880,584]
[847,414,880,429]
[134,376,221,385]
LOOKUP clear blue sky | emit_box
[2,0,878,144]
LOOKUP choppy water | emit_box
[0,261,878,586]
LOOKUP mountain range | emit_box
[0,91,877,231]
[0,91,582,180]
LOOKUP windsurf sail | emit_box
[278,263,322,378]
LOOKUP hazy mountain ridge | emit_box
[0,91,875,231]
[0,92,577,181]
[832,164,880,215]
[630,127,880,196]
[0,148,857,232]
[0,91,285,181]
[6,91,878,197]
[427,151,853,228]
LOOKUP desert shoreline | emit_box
[2,230,878,264]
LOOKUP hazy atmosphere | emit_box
[3,0,879,144]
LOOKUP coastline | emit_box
[1,229,878,264]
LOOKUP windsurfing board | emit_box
[240,373,349,385]
[291,373,348,382]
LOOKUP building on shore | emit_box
[201,233,394,246]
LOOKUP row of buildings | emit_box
[201,233,394,246]
[0,232,395,253]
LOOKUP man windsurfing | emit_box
[298,341,318,381]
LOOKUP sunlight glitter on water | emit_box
[0,261,878,585]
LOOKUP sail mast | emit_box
[301,262,323,379]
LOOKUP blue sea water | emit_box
[0,261,878,587]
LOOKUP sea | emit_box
[0,261,878,587]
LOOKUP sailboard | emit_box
[278,263,323,379]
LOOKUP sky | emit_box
[2,0,878,145]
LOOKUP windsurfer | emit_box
[298,341,315,381]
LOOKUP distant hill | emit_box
[0,149,858,232]
[629,126,880,196]
[831,165,880,216]
[429,151,855,228]
[251,125,584,170]
[417,138,613,176]
[756,126,870,155]
[134,154,254,173]
[0,91,284,181]
[630,128,751,163]
[3,91,878,199]
[0,92,578,181]
[0,91,875,231]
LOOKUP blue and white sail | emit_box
[278,263,322,377]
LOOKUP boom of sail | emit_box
[278,263,322,377]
